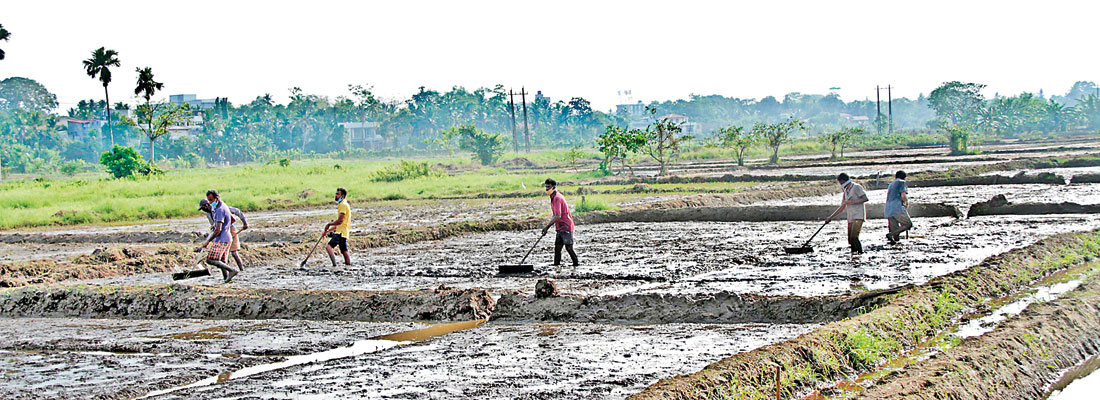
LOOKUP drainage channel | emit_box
[801,261,1100,400]
[1046,354,1100,399]
[137,319,486,399]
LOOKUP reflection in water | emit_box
[142,319,486,398]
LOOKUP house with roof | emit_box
[338,122,384,150]
[56,117,105,141]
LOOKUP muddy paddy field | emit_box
[3,141,1100,399]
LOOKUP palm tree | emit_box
[0,24,9,179]
[82,47,121,146]
[0,24,11,61]
[134,67,165,161]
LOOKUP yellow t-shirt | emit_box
[336,200,351,237]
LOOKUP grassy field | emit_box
[0,157,600,229]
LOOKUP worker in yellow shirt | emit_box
[322,187,352,267]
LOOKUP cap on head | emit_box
[198,199,211,210]
[896,170,907,179]
[836,173,850,183]
[543,178,557,188]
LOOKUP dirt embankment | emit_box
[1071,173,1100,184]
[0,284,494,322]
[0,246,196,288]
[0,230,305,245]
[628,229,1100,400]
[581,202,960,224]
[493,286,902,324]
[851,275,1100,400]
[581,153,1100,187]
[968,194,1100,218]
[863,171,1065,190]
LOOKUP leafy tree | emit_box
[0,77,59,113]
[928,81,985,127]
[710,125,757,166]
[596,125,646,175]
[758,119,807,164]
[640,107,692,175]
[100,145,153,178]
[563,145,584,172]
[822,127,865,160]
[123,67,188,162]
[0,23,9,60]
[445,124,504,165]
[68,99,107,119]
[82,47,121,146]
[1076,94,1100,130]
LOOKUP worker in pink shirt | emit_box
[541,178,579,267]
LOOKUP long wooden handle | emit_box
[803,220,829,247]
[518,231,548,265]
[300,233,327,266]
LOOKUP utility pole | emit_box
[521,87,530,153]
[888,85,893,133]
[875,85,882,133]
[508,90,519,152]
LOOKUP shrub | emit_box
[100,145,154,179]
[59,160,85,176]
[371,160,442,182]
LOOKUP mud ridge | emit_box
[492,286,903,324]
[0,230,305,245]
[1070,173,1100,184]
[852,273,1100,400]
[863,171,1065,190]
[581,153,1100,187]
[580,202,961,224]
[0,285,494,322]
[628,229,1100,400]
[968,195,1100,217]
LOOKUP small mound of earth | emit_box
[500,157,538,169]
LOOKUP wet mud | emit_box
[581,202,961,224]
[150,322,816,400]
[0,318,420,356]
[629,230,1100,400]
[763,183,1100,212]
[89,215,1100,301]
[0,348,273,400]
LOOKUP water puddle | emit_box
[138,319,486,399]
[1047,354,1100,399]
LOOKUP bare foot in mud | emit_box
[224,270,237,283]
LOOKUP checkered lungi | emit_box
[207,241,231,263]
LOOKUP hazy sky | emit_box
[2,0,1097,112]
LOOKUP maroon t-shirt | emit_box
[550,191,575,233]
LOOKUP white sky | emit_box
[2,0,1097,112]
